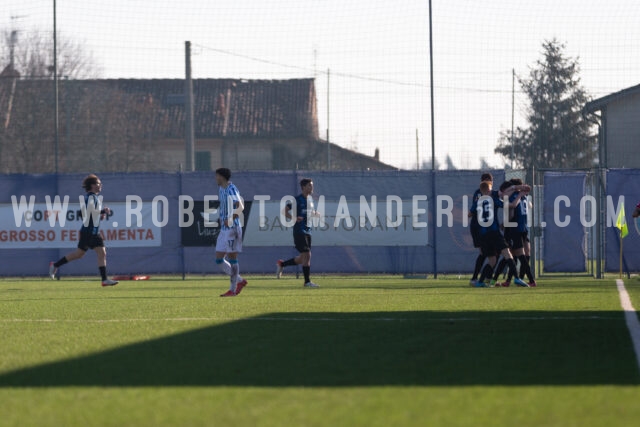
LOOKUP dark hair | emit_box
[215,167,231,181]
[82,174,100,191]
[499,181,513,192]
[510,178,523,186]
[300,178,313,188]
[479,181,491,192]
[481,172,493,182]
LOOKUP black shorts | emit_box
[294,233,311,253]
[504,227,523,250]
[470,223,482,248]
[480,230,508,257]
[78,231,104,251]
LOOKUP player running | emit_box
[215,168,248,297]
[276,178,319,288]
[48,174,119,286]
[471,180,529,288]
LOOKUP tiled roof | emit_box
[0,77,318,139]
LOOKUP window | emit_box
[195,151,211,171]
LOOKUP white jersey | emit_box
[218,182,241,230]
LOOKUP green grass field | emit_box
[1,275,639,427]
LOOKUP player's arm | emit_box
[469,193,478,217]
[508,192,523,209]
[233,197,244,215]
[501,184,531,198]
[284,203,293,220]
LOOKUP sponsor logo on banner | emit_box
[244,198,428,247]
[0,202,161,249]
[180,200,253,247]
[178,198,427,247]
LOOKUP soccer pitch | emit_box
[1,276,639,427]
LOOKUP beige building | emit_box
[0,73,394,173]
[584,83,640,168]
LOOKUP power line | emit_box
[194,43,428,87]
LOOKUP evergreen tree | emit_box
[495,39,596,169]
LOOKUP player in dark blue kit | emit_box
[276,178,319,288]
[470,180,529,288]
[506,178,536,286]
[48,174,119,286]
[469,172,494,285]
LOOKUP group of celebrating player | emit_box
[48,169,318,297]
[468,173,537,288]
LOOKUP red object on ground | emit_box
[111,275,151,281]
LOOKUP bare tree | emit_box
[1,29,99,79]
[63,84,162,173]
[0,29,162,174]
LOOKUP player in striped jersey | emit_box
[215,168,248,297]
[48,174,119,286]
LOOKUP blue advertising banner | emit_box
[543,172,587,272]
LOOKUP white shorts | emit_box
[215,226,243,253]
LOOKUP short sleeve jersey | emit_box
[80,192,102,235]
[470,191,503,234]
[287,194,313,235]
[218,182,241,230]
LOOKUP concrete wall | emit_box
[605,91,640,168]
[153,138,391,172]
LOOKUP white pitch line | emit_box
[0,315,621,323]
[616,279,640,373]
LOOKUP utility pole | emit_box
[511,68,515,169]
[53,0,59,174]
[428,0,438,278]
[326,68,331,170]
[185,41,195,172]
[415,129,420,170]
[428,1,435,173]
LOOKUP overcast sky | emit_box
[3,0,640,170]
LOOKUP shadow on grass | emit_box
[0,311,638,387]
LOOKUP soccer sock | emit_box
[471,254,485,280]
[505,258,518,282]
[478,264,493,283]
[53,257,68,268]
[303,266,310,283]
[216,258,232,275]
[99,266,107,281]
[518,255,534,282]
[282,258,297,267]
[525,256,533,280]
[229,259,239,292]
[492,258,506,281]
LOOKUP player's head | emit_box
[481,172,493,183]
[479,181,492,195]
[300,178,313,195]
[215,168,231,185]
[510,178,523,186]
[499,181,513,193]
[82,174,102,194]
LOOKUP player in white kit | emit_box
[214,168,248,297]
